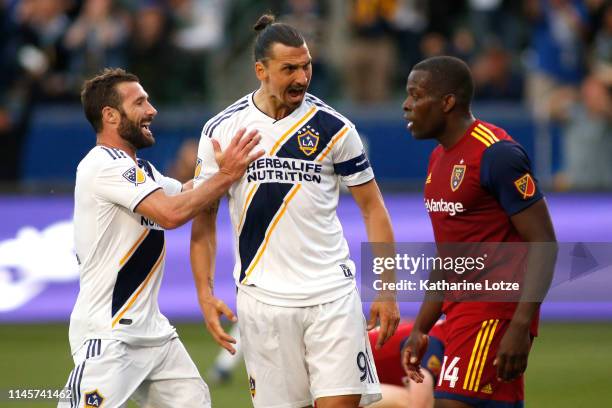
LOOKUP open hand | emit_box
[401,331,429,383]
[200,295,238,354]
[213,128,264,182]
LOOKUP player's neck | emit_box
[96,131,137,161]
[438,115,476,150]
[253,88,296,120]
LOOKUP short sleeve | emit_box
[194,134,219,188]
[95,158,161,211]
[137,159,182,195]
[480,140,543,216]
[332,127,374,187]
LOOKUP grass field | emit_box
[1,322,611,407]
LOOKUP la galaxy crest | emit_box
[450,164,466,192]
[249,375,256,399]
[297,125,320,156]
[514,173,536,199]
[84,389,104,407]
[122,166,146,186]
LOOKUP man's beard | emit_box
[118,110,154,149]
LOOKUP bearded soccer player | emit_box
[59,68,261,408]
[190,14,399,408]
[401,56,557,408]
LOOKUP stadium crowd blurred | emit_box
[1,0,611,189]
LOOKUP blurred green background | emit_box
[1,322,611,407]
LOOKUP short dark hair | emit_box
[412,56,474,108]
[252,14,305,61]
[81,68,139,132]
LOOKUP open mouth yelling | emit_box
[140,121,152,137]
[287,88,305,101]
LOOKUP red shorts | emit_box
[434,318,526,408]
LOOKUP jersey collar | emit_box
[249,91,309,125]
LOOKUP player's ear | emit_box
[255,61,268,81]
[102,106,120,127]
[441,94,456,113]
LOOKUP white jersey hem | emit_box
[71,331,178,355]
[237,281,356,307]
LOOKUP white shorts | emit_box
[237,288,382,408]
[57,337,210,408]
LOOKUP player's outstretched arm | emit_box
[494,199,557,382]
[135,129,262,229]
[349,180,400,349]
[190,205,238,354]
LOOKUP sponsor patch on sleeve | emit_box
[194,158,203,178]
[514,173,536,199]
[123,166,146,186]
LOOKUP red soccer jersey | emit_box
[423,120,543,330]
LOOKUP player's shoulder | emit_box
[480,120,513,140]
[480,138,531,177]
[305,93,355,128]
[469,120,514,149]
[77,147,138,189]
[79,146,132,171]
[474,120,528,161]
[201,93,251,139]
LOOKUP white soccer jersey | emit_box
[69,146,181,354]
[195,93,374,307]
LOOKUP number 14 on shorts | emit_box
[438,355,460,388]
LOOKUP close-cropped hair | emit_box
[413,56,474,107]
[81,68,140,132]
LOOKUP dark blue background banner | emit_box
[21,104,556,184]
